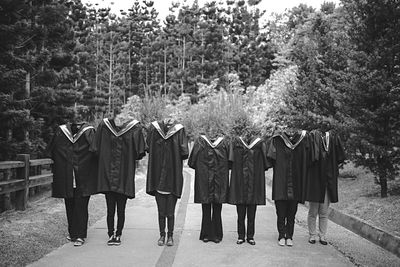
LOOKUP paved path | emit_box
[30,169,353,267]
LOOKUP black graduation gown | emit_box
[228,137,268,205]
[267,131,313,202]
[91,118,146,199]
[305,130,346,203]
[48,123,97,198]
[146,120,189,198]
[188,135,231,204]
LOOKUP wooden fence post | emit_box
[3,169,12,210]
[15,154,30,210]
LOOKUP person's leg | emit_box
[115,193,128,237]
[64,197,74,239]
[307,201,319,243]
[105,192,116,238]
[200,203,212,241]
[155,193,167,237]
[274,200,287,242]
[212,203,223,241]
[166,195,178,246]
[74,194,90,239]
[236,204,246,242]
[286,200,298,240]
[246,204,257,242]
[318,190,330,245]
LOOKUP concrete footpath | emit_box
[30,169,353,267]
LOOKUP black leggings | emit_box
[155,193,178,237]
[105,192,128,237]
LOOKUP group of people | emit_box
[48,117,345,248]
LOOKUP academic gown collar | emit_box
[274,130,307,150]
[321,131,330,152]
[152,120,183,140]
[200,135,224,148]
[239,137,262,149]
[104,118,139,137]
[59,122,94,143]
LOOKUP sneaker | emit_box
[66,235,73,242]
[158,235,166,246]
[278,238,285,246]
[107,235,116,246]
[308,236,316,244]
[114,236,121,246]
[166,236,174,246]
[319,237,328,245]
[74,238,85,247]
[286,238,294,247]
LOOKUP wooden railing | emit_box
[0,154,53,211]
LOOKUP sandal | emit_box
[236,239,245,245]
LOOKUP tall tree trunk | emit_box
[181,36,186,94]
[108,31,113,116]
[201,32,204,80]
[24,72,30,142]
[164,44,167,95]
[380,177,388,198]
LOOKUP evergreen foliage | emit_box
[1,0,399,197]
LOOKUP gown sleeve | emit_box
[188,138,200,169]
[266,137,277,166]
[263,137,273,170]
[335,134,346,164]
[179,128,190,160]
[90,122,103,155]
[134,125,146,160]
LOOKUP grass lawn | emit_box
[331,162,400,237]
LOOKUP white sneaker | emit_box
[278,238,286,246]
[286,238,293,247]
[73,238,85,247]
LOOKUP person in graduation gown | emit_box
[188,134,231,243]
[267,129,313,247]
[47,121,97,247]
[91,117,146,246]
[146,119,189,246]
[228,135,269,246]
[306,130,345,245]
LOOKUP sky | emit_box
[83,0,341,20]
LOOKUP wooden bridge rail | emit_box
[0,154,53,211]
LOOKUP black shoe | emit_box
[158,235,166,246]
[319,239,328,245]
[213,238,221,243]
[166,236,174,246]
[236,239,245,245]
[247,239,256,245]
[202,238,209,243]
[107,235,116,246]
[114,236,121,246]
